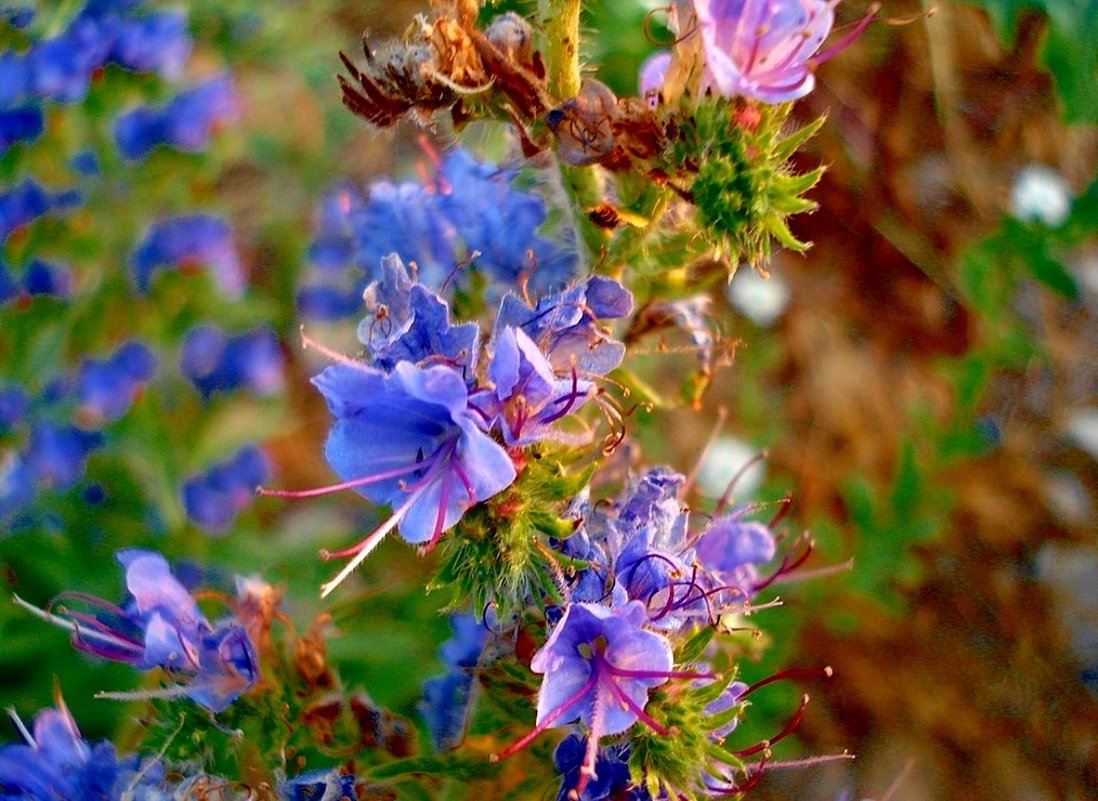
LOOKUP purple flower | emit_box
[638,51,671,101]
[494,276,633,376]
[266,361,515,596]
[183,445,270,533]
[494,601,706,797]
[694,0,874,103]
[114,75,238,160]
[0,699,129,800]
[130,214,243,297]
[357,254,480,376]
[75,340,156,425]
[17,549,259,712]
[0,106,43,153]
[476,325,592,446]
[180,324,284,398]
[695,509,776,596]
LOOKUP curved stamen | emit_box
[753,536,815,592]
[741,666,831,698]
[13,595,145,657]
[734,693,810,757]
[810,3,878,65]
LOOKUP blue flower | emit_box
[1,180,80,241]
[434,148,577,294]
[297,148,580,320]
[295,284,363,321]
[494,276,633,376]
[183,445,270,533]
[0,450,34,521]
[0,699,130,801]
[0,52,32,107]
[180,325,284,399]
[0,384,28,433]
[76,340,157,425]
[0,106,43,153]
[130,214,243,297]
[352,178,455,290]
[21,258,73,299]
[418,613,490,751]
[17,549,259,712]
[357,254,480,375]
[266,361,516,596]
[114,75,238,160]
[108,11,190,78]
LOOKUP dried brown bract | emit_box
[338,8,548,131]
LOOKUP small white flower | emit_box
[726,268,790,328]
[1009,165,1072,227]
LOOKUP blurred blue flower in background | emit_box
[181,325,284,399]
[131,214,243,297]
[184,445,270,533]
[115,75,238,161]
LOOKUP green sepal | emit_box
[772,114,827,162]
[764,215,810,252]
[676,624,716,664]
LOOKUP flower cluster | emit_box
[19,549,258,712]
[297,147,576,321]
[0,699,361,800]
[269,255,632,596]
[0,341,156,525]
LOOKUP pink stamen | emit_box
[491,672,600,762]
[810,3,877,66]
[574,685,606,799]
[451,460,477,505]
[420,465,453,554]
[742,666,831,698]
[599,672,670,736]
[257,460,426,500]
[734,693,810,757]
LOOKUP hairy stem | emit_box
[539,0,606,266]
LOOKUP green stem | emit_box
[539,0,605,266]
